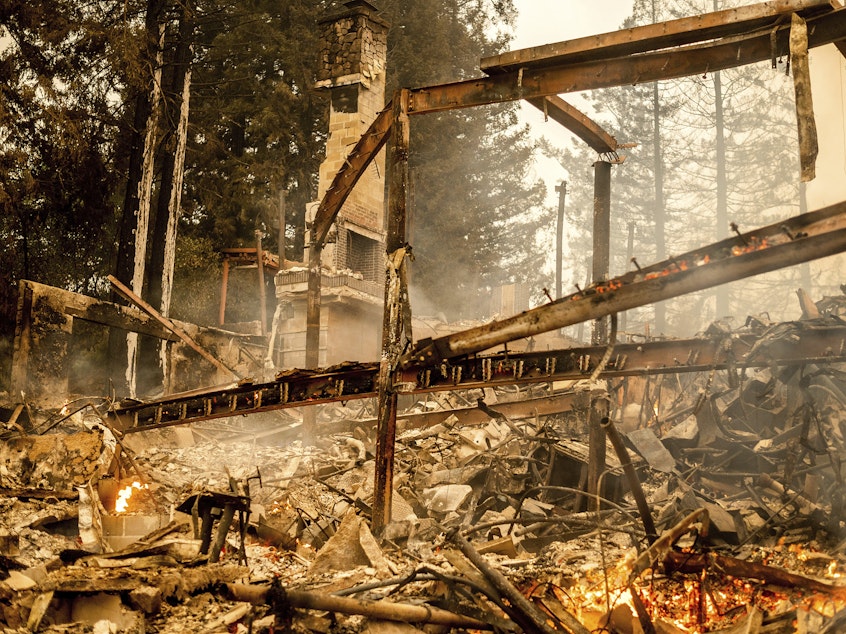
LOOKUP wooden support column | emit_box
[256,230,267,336]
[372,89,411,534]
[305,240,322,371]
[302,239,322,446]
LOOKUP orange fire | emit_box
[115,481,148,513]
[549,543,846,633]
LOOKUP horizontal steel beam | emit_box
[111,321,846,433]
[480,0,833,73]
[407,7,846,114]
[400,200,846,367]
[398,322,846,391]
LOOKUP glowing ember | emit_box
[556,545,846,633]
[115,481,148,513]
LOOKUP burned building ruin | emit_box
[4,1,846,632]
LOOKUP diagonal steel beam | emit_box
[526,96,618,153]
[310,104,394,248]
[400,201,846,367]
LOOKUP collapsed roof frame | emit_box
[311,0,846,530]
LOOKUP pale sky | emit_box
[510,1,636,202]
[510,2,846,210]
[511,0,635,49]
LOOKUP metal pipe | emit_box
[602,417,659,542]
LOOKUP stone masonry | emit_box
[273,1,389,367]
[311,0,388,279]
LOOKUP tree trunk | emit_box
[127,28,164,398]
[651,0,667,335]
[139,1,194,395]
[713,0,730,320]
[652,79,666,334]
[109,0,166,397]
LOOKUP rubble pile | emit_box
[4,319,846,632]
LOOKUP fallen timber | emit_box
[111,319,846,433]
[401,200,846,368]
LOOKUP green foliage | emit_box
[182,0,330,257]
[0,0,549,345]
[0,0,139,330]
[381,0,547,320]
[168,234,222,324]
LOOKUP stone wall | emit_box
[312,0,388,273]
[318,1,388,84]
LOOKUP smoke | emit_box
[807,44,846,208]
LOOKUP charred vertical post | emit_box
[586,395,609,512]
[591,160,612,345]
[555,181,567,299]
[587,161,611,510]
[219,257,230,327]
[302,242,321,446]
[305,240,322,371]
[256,230,267,336]
[373,89,411,534]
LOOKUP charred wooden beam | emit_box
[407,6,846,115]
[401,201,846,367]
[603,417,658,542]
[663,550,846,598]
[223,583,496,630]
[450,531,582,634]
[11,280,194,409]
[109,275,241,380]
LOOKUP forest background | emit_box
[1,0,842,391]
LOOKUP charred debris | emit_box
[4,0,846,632]
[6,292,846,633]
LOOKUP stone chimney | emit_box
[309,0,388,283]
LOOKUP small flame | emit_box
[115,481,148,513]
